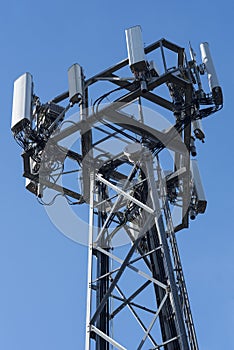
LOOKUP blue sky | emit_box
[0,0,233,349]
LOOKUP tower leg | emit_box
[143,151,189,350]
[85,172,95,350]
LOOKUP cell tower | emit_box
[12,26,223,349]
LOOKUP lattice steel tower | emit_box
[12,26,223,350]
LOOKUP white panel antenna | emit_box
[200,42,219,89]
[68,63,84,104]
[192,119,205,142]
[11,72,33,133]
[191,159,207,213]
[200,42,223,105]
[125,25,147,72]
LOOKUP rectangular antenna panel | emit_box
[68,64,84,104]
[191,159,207,213]
[25,178,37,195]
[125,25,147,71]
[200,42,223,105]
[11,72,33,133]
[200,42,219,89]
[192,119,205,141]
